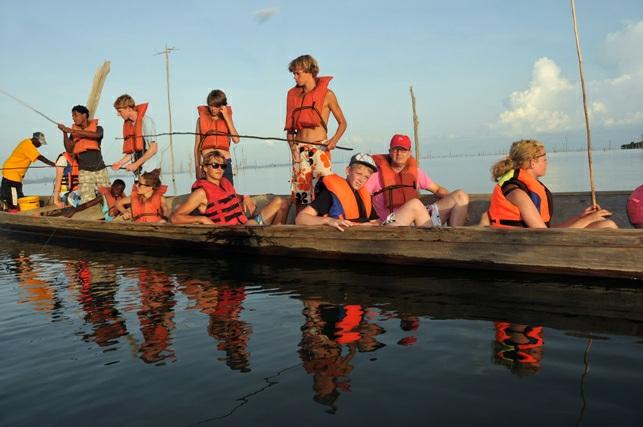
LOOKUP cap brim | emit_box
[351,161,377,172]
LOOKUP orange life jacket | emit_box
[322,174,372,221]
[192,178,248,225]
[59,152,79,192]
[71,119,100,154]
[495,322,544,365]
[488,169,553,228]
[372,154,418,210]
[130,184,167,223]
[122,103,149,154]
[284,76,332,133]
[197,105,232,151]
[335,305,363,345]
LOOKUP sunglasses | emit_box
[205,163,227,170]
[135,181,151,187]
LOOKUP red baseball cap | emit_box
[390,134,411,150]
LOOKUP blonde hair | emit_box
[113,94,136,109]
[202,150,226,165]
[288,55,319,77]
[491,139,545,181]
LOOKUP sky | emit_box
[1,0,642,171]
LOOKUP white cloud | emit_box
[253,7,279,24]
[493,21,643,136]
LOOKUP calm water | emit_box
[24,149,643,196]
[1,236,642,426]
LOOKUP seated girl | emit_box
[487,139,617,229]
[115,169,169,223]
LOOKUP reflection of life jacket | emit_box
[122,103,149,154]
[192,178,248,225]
[197,105,232,151]
[213,287,246,317]
[488,169,553,228]
[335,305,363,345]
[71,119,100,154]
[495,322,544,365]
[97,186,123,216]
[372,154,419,210]
[284,76,332,132]
[130,185,167,223]
[58,152,79,192]
[322,174,372,221]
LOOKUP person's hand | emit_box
[200,216,215,225]
[57,123,71,133]
[585,208,612,222]
[125,163,138,172]
[111,162,121,171]
[242,195,256,216]
[325,138,337,151]
[289,142,301,163]
[121,211,132,220]
[220,106,231,120]
[328,217,354,231]
[581,204,601,216]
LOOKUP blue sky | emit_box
[1,0,642,170]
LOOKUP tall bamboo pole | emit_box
[409,86,421,161]
[155,44,178,195]
[570,0,597,207]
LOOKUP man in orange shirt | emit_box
[1,132,55,210]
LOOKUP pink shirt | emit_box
[364,168,434,219]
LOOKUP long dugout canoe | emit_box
[0,191,641,280]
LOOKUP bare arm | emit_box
[115,196,132,220]
[51,166,64,207]
[170,189,214,224]
[324,90,347,150]
[295,205,354,231]
[112,154,131,171]
[506,189,547,228]
[37,155,56,167]
[425,182,450,198]
[555,205,613,228]
[221,107,240,144]
[127,142,158,172]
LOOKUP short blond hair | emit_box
[113,94,136,109]
[491,139,545,181]
[288,55,319,77]
[203,150,226,165]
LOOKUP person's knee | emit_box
[452,189,469,205]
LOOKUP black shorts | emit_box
[0,177,24,209]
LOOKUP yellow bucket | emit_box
[18,196,40,212]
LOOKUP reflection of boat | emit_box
[0,191,640,280]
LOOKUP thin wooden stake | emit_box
[155,44,178,195]
[409,86,421,161]
[570,0,597,207]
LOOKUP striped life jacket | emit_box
[191,178,248,225]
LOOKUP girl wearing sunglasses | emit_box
[115,168,169,223]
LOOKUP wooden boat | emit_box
[0,191,640,280]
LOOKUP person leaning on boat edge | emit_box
[57,105,110,204]
[112,94,158,176]
[115,169,169,223]
[285,54,347,211]
[486,139,617,229]
[170,150,288,226]
[1,132,55,211]
[364,134,470,227]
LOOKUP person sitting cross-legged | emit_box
[171,150,289,226]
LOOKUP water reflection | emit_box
[3,237,643,424]
[181,279,252,372]
[493,322,544,377]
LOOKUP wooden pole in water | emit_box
[155,44,178,195]
[409,86,421,161]
[570,0,597,207]
[86,61,111,119]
